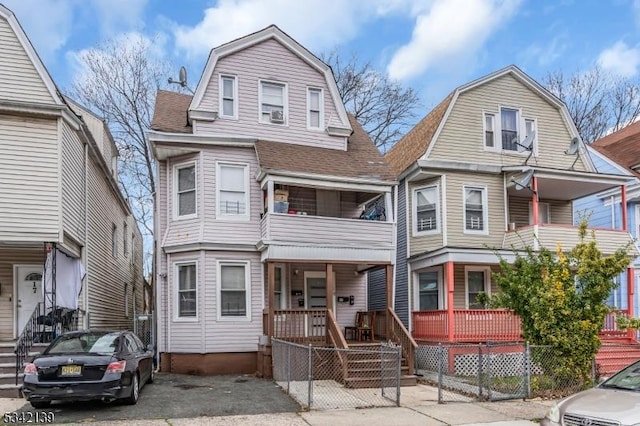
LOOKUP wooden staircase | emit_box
[596,338,640,377]
[0,340,47,398]
[344,343,417,388]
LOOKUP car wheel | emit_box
[147,367,154,384]
[30,401,51,409]
[124,372,139,405]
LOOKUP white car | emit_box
[541,359,640,426]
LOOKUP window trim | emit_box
[173,161,197,221]
[412,184,440,236]
[111,224,117,257]
[306,87,324,131]
[524,117,539,156]
[174,260,199,322]
[412,267,443,311]
[483,111,496,150]
[216,161,250,220]
[219,74,238,119]
[528,201,551,225]
[464,265,492,309]
[123,222,129,256]
[463,185,489,235]
[217,260,252,321]
[258,79,288,126]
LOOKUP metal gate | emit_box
[134,313,154,348]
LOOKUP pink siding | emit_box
[196,38,347,150]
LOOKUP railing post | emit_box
[524,341,531,399]
[396,346,401,407]
[286,342,291,394]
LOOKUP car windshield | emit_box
[46,333,120,355]
[600,361,640,391]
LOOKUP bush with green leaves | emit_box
[488,222,630,386]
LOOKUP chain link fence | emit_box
[272,338,401,409]
[416,342,596,403]
[133,313,154,347]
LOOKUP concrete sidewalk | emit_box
[1,383,553,425]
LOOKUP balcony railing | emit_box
[600,310,630,340]
[271,309,327,343]
[412,310,523,342]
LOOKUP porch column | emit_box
[386,264,393,338]
[445,261,455,342]
[621,185,628,231]
[326,263,334,313]
[267,262,275,337]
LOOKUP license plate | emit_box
[60,365,82,376]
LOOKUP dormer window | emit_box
[260,81,287,125]
[219,75,237,119]
[307,87,323,130]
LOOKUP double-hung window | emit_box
[176,163,196,218]
[218,261,250,319]
[123,222,129,256]
[176,262,197,319]
[307,88,323,129]
[486,108,537,153]
[414,186,438,234]
[465,267,490,309]
[112,224,117,257]
[464,186,487,233]
[260,81,286,124]
[501,108,519,151]
[217,163,249,219]
[418,271,439,311]
[220,75,237,119]
[484,113,495,148]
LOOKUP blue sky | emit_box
[4,0,640,109]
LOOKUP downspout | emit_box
[83,142,90,328]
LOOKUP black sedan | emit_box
[22,330,154,408]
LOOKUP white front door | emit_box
[15,266,43,336]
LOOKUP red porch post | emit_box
[267,262,275,337]
[532,176,539,226]
[445,261,454,342]
[628,268,635,340]
[326,263,334,313]
[386,264,393,338]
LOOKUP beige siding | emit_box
[0,16,54,104]
[508,196,572,227]
[445,172,506,249]
[429,74,588,171]
[0,115,60,242]
[196,38,347,150]
[0,247,43,339]
[408,178,444,256]
[61,122,85,244]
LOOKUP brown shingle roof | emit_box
[591,121,640,178]
[255,115,396,182]
[384,93,454,176]
[151,90,192,133]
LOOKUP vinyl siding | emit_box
[408,177,444,255]
[367,268,387,311]
[395,181,409,325]
[0,115,60,242]
[61,121,85,244]
[196,38,347,150]
[0,16,54,104]
[442,172,506,250]
[508,196,572,227]
[428,74,588,171]
[0,247,43,339]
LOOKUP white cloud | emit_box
[91,0,149,36]
[521,33,568,67]
[387,0,522,81]
[597,41,640,77]
[171,0,410,60]
[1,0,78,61]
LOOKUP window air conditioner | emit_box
[270,110,284,123]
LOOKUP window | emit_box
[123,223,129,256]
[124,282,129,318]
[464,186,487,233]
[414,186,439,233]
[274,266,286,309]
[217,163,249,219]
[260,81,286,124]
[218,262,250,319]
[176,263,197,319]
[418,271,439,311]
[130,234,135,264]
[175,163,196,218]
[484,113,495,148]
[524,118,537,152]
[465,267,491,309]
[307,88,323,129]
[529,202,551,224]
[501,108,519,151]
[112,224,117,257]
[220,75,237,118]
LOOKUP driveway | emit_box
[12,373,300,423]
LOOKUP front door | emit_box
[16,266,43,337]
[305,272,326,338]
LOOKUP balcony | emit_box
[412,310,523,342]
[503,224,637,255]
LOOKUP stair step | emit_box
[0,363,17,374]
[0,384,22,398]
[0,342,16,354]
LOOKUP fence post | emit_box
[437,343,443,404]
[524,342,531,399]
[307,344,313,409]
[487,342,493,402]
[478,344,483,400]
[286,342,291,394]
[380,345,385,399]
[396,346,401,407]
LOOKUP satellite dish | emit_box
[521,131,536,150]
[513,169,534,191]
[565,137,580,155]
[168,66,194,93]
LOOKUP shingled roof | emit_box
[384,93,453,176]
[591,121,640,178]
[151,89,192,133]
[255,115,395,182]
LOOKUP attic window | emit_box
[307,88,323,130]
[260,81,286,125]
[220,75,237,119]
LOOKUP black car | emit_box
[22,330,154,408]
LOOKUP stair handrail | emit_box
[14,302,42,385]
[325,309,348,381]
[387,308,418,375]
